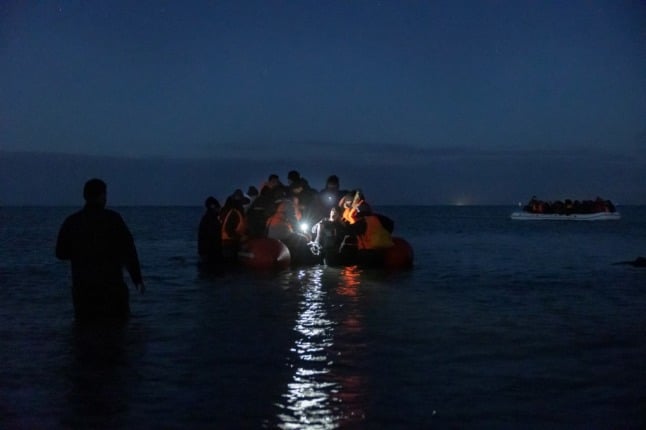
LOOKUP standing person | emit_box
[319,174,347,213]
[287,170,302,187]
[56,178,145,321]
[220,189,249,262]
[198,196,223,266]
[247,175,285,238]
[261,173,286,201]
[289,178,323,224]
[244,186,259,212]
[310,206,346,252]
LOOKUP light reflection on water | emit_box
[276,266,366,429]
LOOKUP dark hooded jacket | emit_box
[56,205,142,319]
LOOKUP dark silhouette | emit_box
[318,174,348,213]
[56,178,144,321]
[198,196,223,267]
[310,206,347,257]
[613,257,646,268]
[289,178,324,224]
[246,175,285,238]
[287,169,302,186]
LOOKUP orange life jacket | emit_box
[266,201,300,241]
[294,205,302,222]
[356,215,394,250]
[221,208,246,241]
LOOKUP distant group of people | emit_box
[198,170,396,266]
[523,196,617,215]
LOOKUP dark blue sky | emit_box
[1,1,645,205]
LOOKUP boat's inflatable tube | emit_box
[238,236,413,270]
[238,238,291,270]
[325,236,414,269]
[383,237,414,269]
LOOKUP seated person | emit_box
[342,204,394,259]
[266,198,310,250]
[340,190,371,225]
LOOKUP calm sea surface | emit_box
[1,206,644,429]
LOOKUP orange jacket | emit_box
[356,215,394,250]
[266,200,298,240]
[221,207,246,241]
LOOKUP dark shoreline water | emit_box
[1,206,644,429]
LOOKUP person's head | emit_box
[329,207,340,220]
[289,179,304,195]
[83,178,107,208]
[267,174,280,188]
[247,186,259,197]
[325,175,339,190]
[231,189,251,205]
[287,170,301,184]
[204,196,220,211]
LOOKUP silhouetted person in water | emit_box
[56,178,145,321]
[198,196,223,267]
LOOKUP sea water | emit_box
[1,206,644,429]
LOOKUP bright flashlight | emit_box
[299,222,309,233]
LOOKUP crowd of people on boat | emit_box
[522,196,617,215]
[198,170,396,266]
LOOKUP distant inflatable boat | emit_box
[513,196,619,221]
[510,211,621,221]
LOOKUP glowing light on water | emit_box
[277,268,339,430]
[276,266,367,429]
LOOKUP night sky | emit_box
[1,1,645,205]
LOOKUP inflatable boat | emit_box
[510,211,621,221]
[321,236,414,269]
[237,236,414,270]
